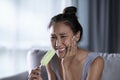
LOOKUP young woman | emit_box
[29,6,104,80]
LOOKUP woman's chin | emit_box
[56,52,66,59]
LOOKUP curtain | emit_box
[88,0,120,53]
[88,0,110,52]
[108,0,120,52]
[72,0,120,53]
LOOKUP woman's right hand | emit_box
[28,67,43,80]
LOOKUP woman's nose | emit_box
[55,39,62,47]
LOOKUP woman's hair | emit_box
[48,6,83,42]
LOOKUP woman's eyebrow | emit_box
[59,32,67,35]
[50,32,67,36]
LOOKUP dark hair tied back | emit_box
[63,6,77,16]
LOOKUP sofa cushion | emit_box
[0,71,28,80]
[100,53,120,80]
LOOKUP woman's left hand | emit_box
[62,36,78,65]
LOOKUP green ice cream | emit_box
[40,50,55,67]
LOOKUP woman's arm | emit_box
[86,56,104,80]
[46,63,57,80]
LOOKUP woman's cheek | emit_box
[64,37,74,46]
[51,39,56,48]
[64,39,71,46]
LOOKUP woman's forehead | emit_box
[50,23,73,34]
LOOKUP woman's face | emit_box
[50,22,75,58]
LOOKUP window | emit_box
[0,0,73,78]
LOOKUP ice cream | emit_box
[40,50,55,67]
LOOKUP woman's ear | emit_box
[75,31,80,41]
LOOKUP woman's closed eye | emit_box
[61,36,66,38]
[61,36,68,42]
[51,36,57,39]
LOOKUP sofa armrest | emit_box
[0,71,28,80]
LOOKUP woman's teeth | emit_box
[59,48,65,51]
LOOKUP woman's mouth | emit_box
[55,48,66,58]
[57,48,65,53]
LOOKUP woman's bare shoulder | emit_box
[87,55,104,80]
[93,56,104,66]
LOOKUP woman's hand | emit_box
[28,67,43,80]
[62,36,78,65]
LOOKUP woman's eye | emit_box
[61,36,66,38]
[51,36,56,39]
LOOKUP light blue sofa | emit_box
[0,71,28,80]
[1,49,120,80]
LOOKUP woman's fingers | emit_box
[31,70,40,75]
[30,67,40,75]
[73,36,77,52]
[65,36,77,58]
[29,74,39,79]
[69,36,76,55]
[28,67,42,80]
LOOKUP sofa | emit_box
[1,49,120,80]
[0,71,28,80]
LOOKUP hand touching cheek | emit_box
[62,36,78,65]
